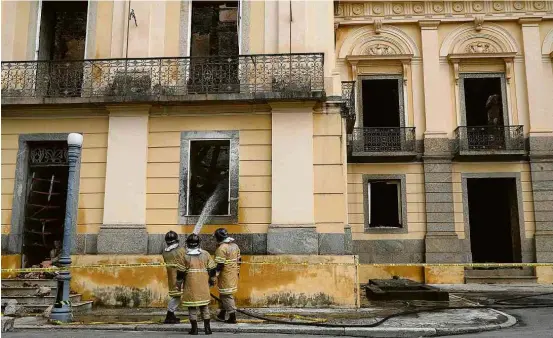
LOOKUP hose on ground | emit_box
[210,292,553,328]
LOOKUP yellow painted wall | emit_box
[1,254,21,279]
[313,109,347,233]
[146,107,271,235]
[69,255,359,308]
[1,108,109,235]
[451,162,535,239]
[347,163,426,240]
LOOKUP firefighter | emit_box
[161,231,186,324]
[182,233,217,335]
[213,228,241,324]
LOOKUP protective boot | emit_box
[203,319,212,335]
[163,311,180,324]
[188,320,198,335]
[225,312,237,324]
[216,310,226,321]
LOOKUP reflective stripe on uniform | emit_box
[214,257,225,264]
[168,291,182,297]
[181,300,211,307]
[186,268,208,273]
[218,287,238,294]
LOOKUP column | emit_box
[267,102,317,254]
[520,18,553,263]
[419,21,468,263]
[97,105,149,254]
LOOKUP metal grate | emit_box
[350,127,416,153]
[454,125,524,152]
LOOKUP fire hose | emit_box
[210,292,553,328]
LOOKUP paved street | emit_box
[444,307,553,338]
[5,331,338,338]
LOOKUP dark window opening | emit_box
[188,140,230,216]
[367,180,402,228]
[463,77,506,150]
[467,178,521,263]
[22,142,69,268]
[463,77,504,127]
[361,79,402,151]
[189,1,239,93]
[38,1,88,97]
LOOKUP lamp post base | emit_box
[49,304,73,323]
[49,270,73,323]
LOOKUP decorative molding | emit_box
[440,23,519,57]
[335,1,553,23]
[465,41,497,54]
[542,29,553,55]
[374,18,383,35]
[339,25,420,59]
[474,15,484,32]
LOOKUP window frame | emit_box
[357,74,406,129]
[362,174,408,234]
[178,130,239,225]
[458,72,510,127]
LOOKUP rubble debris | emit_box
[3,299,26,317]
[35,286,52,297]
[42,305,53,319]
[1,317,15,333]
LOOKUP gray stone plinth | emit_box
[529,136,553,157]
[267,226,318,255]
[344,225,353,255]
[97,225,148,254]
[318,233,345,255]
[353,239,424,263]
[536,234,553,263]
[147,233,268,255]
[425,234,470,263]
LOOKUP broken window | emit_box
[37,1,88,97]
[366,180,402,228]
[188,1,240,93]
[187,140,230,216]
[360,77,403,151]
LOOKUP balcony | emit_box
[454,125,526,159]
[1,53,324,105]
[348,127,418,162]
[341,81,356,134]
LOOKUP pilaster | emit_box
[268,102,317,255]
[97,105,150,254]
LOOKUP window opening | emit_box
[22,141,69,268]
[463,77,506,150]
[37,1,88,97]
[367,180,402,228]
[189,1,239,93]
[361,79,402,151]
[187,140,230,216]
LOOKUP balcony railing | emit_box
[350,127,416,154]
[454,125,525,154]
[1,53,324,104]
[341,81,356,134]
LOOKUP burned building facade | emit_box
[1,0,553,307]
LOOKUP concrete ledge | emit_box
[267,226,318,255]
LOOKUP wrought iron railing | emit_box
[454,125,524,153]
[341,81,356,134]
[1,53,324,102]
[350,127,416,153]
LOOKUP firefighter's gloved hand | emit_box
[209,278,215,287]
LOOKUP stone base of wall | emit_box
[353,239,424,263]
[97,225,148,254]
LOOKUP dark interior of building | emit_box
[23,142,69,268]
[368,181,401,228]
[463,77,503,126]
[467,178,521,263]
[362,79,401,127]
[188,140,230,216]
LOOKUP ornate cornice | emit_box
[335,1,553,23]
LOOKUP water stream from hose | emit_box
[192,181,227,235]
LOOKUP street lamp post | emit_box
[50,133,83,323]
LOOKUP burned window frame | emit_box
[458,72,510,127]
[178,130,239,225]
[362,174,408,234]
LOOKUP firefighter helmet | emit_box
[165,231,179,245]
[214,228,229,242]
[186,234,201,249]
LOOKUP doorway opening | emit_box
[37,1,88,97]
[462,76,506,150]
[189,1,239,93]
[467,178,521,264]
[361,78,402,151]
[22,142,69,268]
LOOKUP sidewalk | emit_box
[9,293,519,337]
